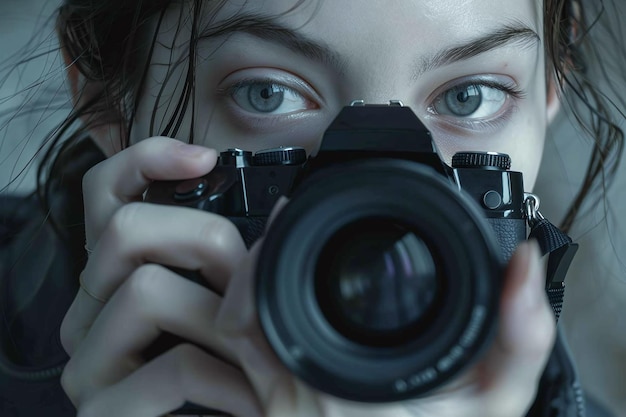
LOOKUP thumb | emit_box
[479,241,557,414]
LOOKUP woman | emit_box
[0,0,623,416]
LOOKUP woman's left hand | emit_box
[215,227,556,417]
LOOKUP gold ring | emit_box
[79,274,108,303]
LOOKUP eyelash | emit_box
[455,80,525,100]
[218,77,283,95]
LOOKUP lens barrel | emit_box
[256,158,503,402]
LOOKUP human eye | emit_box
[427,77,525,130]
[220,74,318,116]
[213,69,326,149]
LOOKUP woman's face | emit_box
[128,0,556,190]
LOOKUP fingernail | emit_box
[177,143,213,157]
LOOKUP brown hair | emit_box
[544,0,625,231]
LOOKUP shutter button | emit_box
[174,179,209,202]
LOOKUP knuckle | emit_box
[107,202,145,239]
[121,263,167,308]
[76,396,101,417]
[81,157,119,196]
[169,343,206,388]
[59,317,76,355]
[82,164,101,192]
[172,342,203,363]
[196,216,244,258]
[60,359,80,404]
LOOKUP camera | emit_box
[145,101,527,402]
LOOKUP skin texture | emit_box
[60,1,560,416]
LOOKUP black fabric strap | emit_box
[547,286,566,320]
[529,218,572,254]
[528,218,579,322]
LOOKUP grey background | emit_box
[0,0,67,193]
[0,0,625,416]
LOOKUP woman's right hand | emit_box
[59,137,264,416]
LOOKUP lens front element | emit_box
[316,219,439,346]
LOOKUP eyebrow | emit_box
[200,15,347,73]
[412,24,540,78]
[201,15,539,78]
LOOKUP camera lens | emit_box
[316,219,440,346]
[256,159,503,402]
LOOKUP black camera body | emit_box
[146,104,526,257]
[146,103,528,402]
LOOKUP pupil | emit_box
[457,90,470,103]
[261,88,272,99]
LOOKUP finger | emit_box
[86,202,245,297]
[74,344,262,417]
[216,236,293,408]
[83,137,217,246]
[478,241,556,414]
[61,203,245,354]
[63,264,237,404]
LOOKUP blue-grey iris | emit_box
[247,83,285,112]
[444,85,482,116]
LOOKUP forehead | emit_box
[208,0,542,53]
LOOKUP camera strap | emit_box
[525,195,578,322]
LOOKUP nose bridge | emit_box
[342,54,413,106]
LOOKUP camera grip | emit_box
[486,217,527,262]
[229,216,268,248]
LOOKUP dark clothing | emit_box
[1,140,102,416]
[0,140,613,416]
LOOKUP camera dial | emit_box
[254,147,307,166]
[451,151,511,170]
